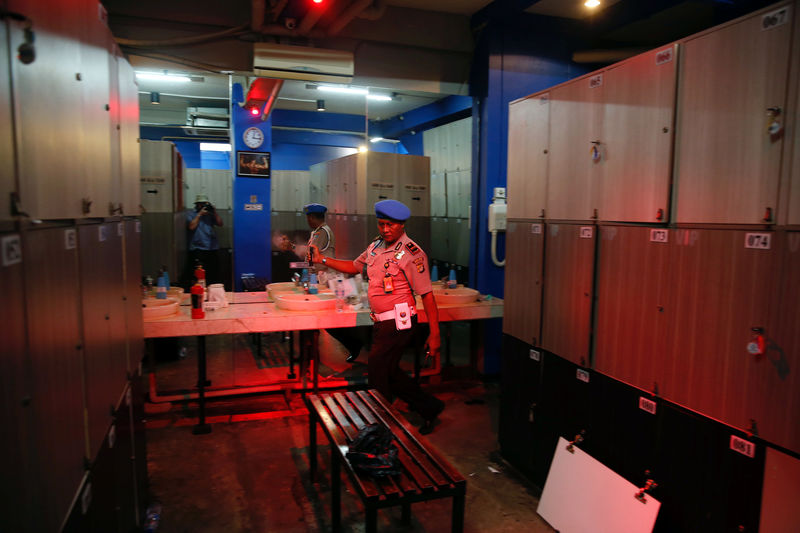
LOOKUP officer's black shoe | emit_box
[419,398,445,435]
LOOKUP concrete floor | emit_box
[144,332,556,533]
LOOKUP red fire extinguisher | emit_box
[191,282,205,319]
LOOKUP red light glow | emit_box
[250,106,260,116]
[312,0,323,3]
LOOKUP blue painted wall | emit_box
[469,14,590,374]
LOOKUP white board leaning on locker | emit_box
[538,437,661,533]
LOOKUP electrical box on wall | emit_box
[488,187,507,232]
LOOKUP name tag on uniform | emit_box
[383,273,394,293]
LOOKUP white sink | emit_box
[274,293,337,311]
[267,282,329,300]
[432,281,464,290]
[146,286,184,300]
[433,287,479,305]
[142,298,180,320]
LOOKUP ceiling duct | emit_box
[253,43,354,84]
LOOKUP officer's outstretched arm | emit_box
[307,244,359,275]
[420,291,441,359]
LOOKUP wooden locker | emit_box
[541,223,596,365]
[599,46,677,223]
[548,75,603,221]
[674,3,792,224]
[124,219,144,374]
[1,22,15,222]
[503,221,545,346]
[660,228,778,432]
[507,94,548,220]
[11,0,88,220]
[79,222,128,458]
[117,56,140,217]
[23,225,86,532]
[593,225,672,391]
[396,154,430,217]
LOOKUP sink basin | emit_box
[433,287,479,305]
[146,286,185,299]
[142,298,180,320]
[274,293,337,311]
[267,282,329,300]
[432,281,464,290]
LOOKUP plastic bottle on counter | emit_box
[335,278,345,311]
[191,283,205,319]
[447,268,457,289]
[156,275,168,299]
[145,275,154,297]
[431,264,439,283]
[162,266,170,289]
[308,274,318,294]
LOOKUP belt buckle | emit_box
[369,312,377,322]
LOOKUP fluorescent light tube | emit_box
[200,143,231,152]
[136,72,192,82]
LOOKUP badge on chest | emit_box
[383,272,394,293]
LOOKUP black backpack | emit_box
[345,423,401,477]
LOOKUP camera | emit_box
[197,202,215,213]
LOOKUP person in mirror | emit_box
[308,199,445,434]
[186,194,223,286]
[304,203,364,364]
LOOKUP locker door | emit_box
[507,94,548,219]
[675,3,792,223]
[600,46,676,223]
[547,76,603,221]
[503,221,545,346]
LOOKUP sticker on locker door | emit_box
[762,6,790,31]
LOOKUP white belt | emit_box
[371,306,416,322]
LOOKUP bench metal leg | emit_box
[452,490,465,533]
[366,505,377,533]
[309,410,317,480]
[331,446,341,532]
[402,502,411,524]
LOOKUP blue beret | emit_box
[374,199,410,222]
[303,203,327,214]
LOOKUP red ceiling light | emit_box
[312,0,323,3]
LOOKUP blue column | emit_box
[232,83,272,291]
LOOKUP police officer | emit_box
[308,199,445,434]
[304,202,364,363]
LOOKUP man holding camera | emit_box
[186,193,223,285]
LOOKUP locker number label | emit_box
[117,222,124,237]
[762,7,790,31]
[98,225,107,242]
[531,224,542,234]
[588,74,603,89]
[529,349,541,361]
[64,229,76,250]
[1,235,22,266]
[135,220,141,233]
[579,226,594,239]
[730,435,756,458]
[650,229,669,243]
[639,397,657,415]
[244,203,263,211]
[655,47,674,65]
[744,233,771,250]
[576,369,590,383]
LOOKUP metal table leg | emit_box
[192,335,211,434]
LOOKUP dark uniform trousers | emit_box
[367,316,443,420]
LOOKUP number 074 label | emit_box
[745,233,771,250]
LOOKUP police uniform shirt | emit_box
[353,232,432,314]
[308,223,335,257]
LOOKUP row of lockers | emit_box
[423,116,472,175]
[499,336,799,532]
[503,221,800,455]
[507,1,800,225]
[309,151,431,216]
[0,0,141,222]
[0,220,145,531]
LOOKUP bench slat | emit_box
[355,390,453,490]
[308,395,383,501]
[332,393,422,496]
[364,390,466,488]
[322,395,403,500]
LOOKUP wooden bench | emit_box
[307,389,466,532]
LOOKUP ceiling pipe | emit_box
[270,0,289,22]
[251,0,265,31]
[327,0,374,36]
[114,24,249,48]
[297,0,332,35]
[355,0,387,21]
